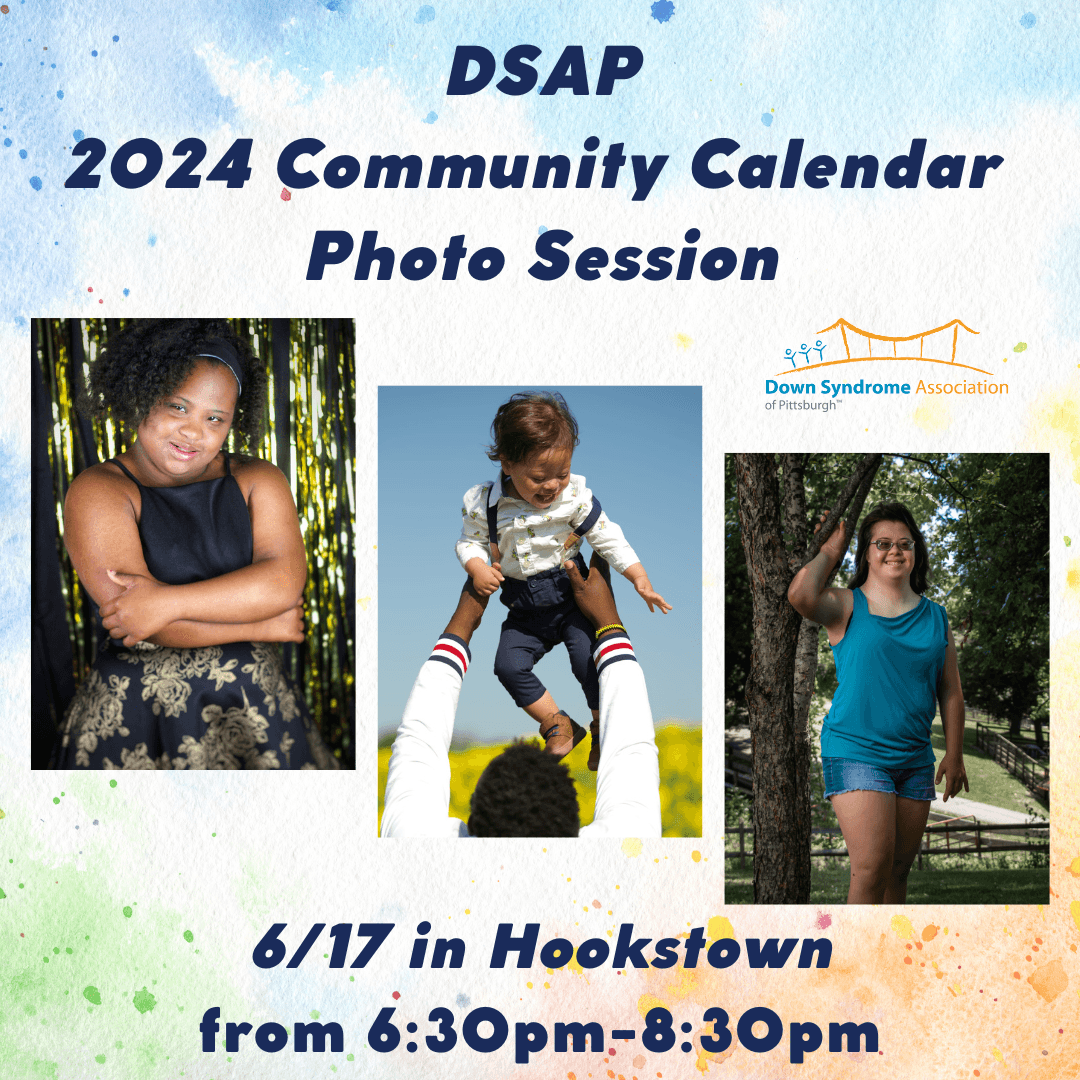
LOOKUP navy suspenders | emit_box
[486,478,602,560]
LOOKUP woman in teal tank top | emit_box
[788,503,967,904]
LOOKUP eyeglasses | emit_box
[872,539,914,551]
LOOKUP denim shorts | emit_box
[822,757,936,801]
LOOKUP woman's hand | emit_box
[99,570,176,645]
[935,752,969,802]
[254,601,306,643]
[814,512,850,565]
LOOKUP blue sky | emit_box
[378,385,702,739]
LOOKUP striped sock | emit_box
[593,633,636,676]
[428,634,471,679]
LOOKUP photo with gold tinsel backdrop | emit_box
[31,318,355,769]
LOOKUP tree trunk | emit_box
[735,452,882,904]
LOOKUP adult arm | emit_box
[786,514,853,643]
[565,555,662,838]
[64,460,304,643]
[935,626,969,801]
[94,459,307,644]
[380,582,489,838]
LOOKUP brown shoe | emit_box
[587,719,600,771]
[540,711,587,758]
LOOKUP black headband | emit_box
[195,338,243,396]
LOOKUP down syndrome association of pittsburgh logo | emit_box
[766,318,1017,412]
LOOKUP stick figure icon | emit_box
[784,348,798,369]
[813,339,827,362]
[798,343,812,365]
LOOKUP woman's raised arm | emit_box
[787,516,853,641]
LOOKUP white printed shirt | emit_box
[455,471,639,579]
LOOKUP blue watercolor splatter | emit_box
[761,113,773,126]
[123,288,130,297]
[651,1,674,23]
[19,149,27,159]
[73,130,84,141]
[1020,12,1036,28]
[415,5,435,23]
[3,139,10,148]
[56,90,64,100]
[29,176,42,191]
[91,50,98,57]
[422,111,437,123]
[113,35,120,43]
[538,226,547,234]
[148,235,157,247]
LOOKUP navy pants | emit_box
[493,558,600,711]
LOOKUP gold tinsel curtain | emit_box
[32,318,355,767]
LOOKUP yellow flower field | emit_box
[378,725,701,837]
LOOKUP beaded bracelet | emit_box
[594,623,626,640]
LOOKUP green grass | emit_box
[725,858,1049,905]
[930,718,1047,818]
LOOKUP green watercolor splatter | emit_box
[95,1054,106,1064]
[1066,536,1072,547]
[0,888,6,899]
[83,986,101,1005]
[347,1053,354,1061]
[109,780,117,788]
[122,906,132,918]
[65,948,72,954]
[52,798,59,805]
[132,987,156,1014]
[1014,342,1027,352]
[310,1009,320,1019]
[182,930,193,943]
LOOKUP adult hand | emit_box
[99,570,175,645]
[814,512,850,565]
[470,562,505,597]
[564,553,621,632]
[258,601,305,643]
[935,753,970,802]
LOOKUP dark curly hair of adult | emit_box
[848,502,931,594]
[468,740,580,837]
[80,319,267,448]
[486,391,580,465]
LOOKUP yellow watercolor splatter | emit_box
[358,597,371,611]
[567,952,584,975]
[912,399,951,434]
[621,838,643,858]
[1027,959,1069,1003]
[1067,558,1080,595]
[891,914,915,939]
[691,850,702,863]
[921,924,939,941]
[1069,900,1080,934]
[0,809,5,819]
[637,994,667,1019]
[708,916,735,942]
[702,572,716,589]
[675,333,694,350]
[1068,858,1080,877]
[992,1047,1005,1064]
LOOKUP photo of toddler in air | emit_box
[457,391,670,768]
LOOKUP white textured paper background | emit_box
[3,2,1080,1077]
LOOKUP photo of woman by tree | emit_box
[725,453,1049,905]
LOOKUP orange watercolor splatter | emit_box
[633,1057,646,1069]
[1028,959,1069,1003]
[921,924,939,941]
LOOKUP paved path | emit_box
[928,795,1044,826]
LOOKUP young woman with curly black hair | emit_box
[788,502,967,903]
[55,320,337,770]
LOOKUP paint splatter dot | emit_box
[816,911,832,929]
[392,991,401,1000]
[922,924,939,941]
[29,176,41,190]
[691,850,701,863]
[56,89,63,99]
[52,797,59,804]
[2,138,9,147]
[423,111,438,124]
[761,112,773,126]
[183,930,193,943]
[73,129,84,141]
[83,986,101,1005]
[651,1,675,23]
[347,1054,354,1061]
[621,837,643,858]
[0,6,8,13]
[122,906,132,918]
[280,187,291,201]
[1020,13,1036,28]
[109,779,117,787]
[122,288,129,297]
[415,5,435,22]
[538,225,547,234]
[1066,537,1073,547]
[19,148,27,159]
[132,988,156,1014]
[147,235,157,247]
[91,50,98,57]
[113,35,119,42]
[1014,342,1027,352]
[592,899,602,908]
[95,1055,105,1064]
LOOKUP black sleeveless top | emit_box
[111,454,254,585]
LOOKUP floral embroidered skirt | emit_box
[56,640,338,770]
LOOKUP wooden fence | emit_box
[725,820,1049,870]
[974,723,1049,800]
